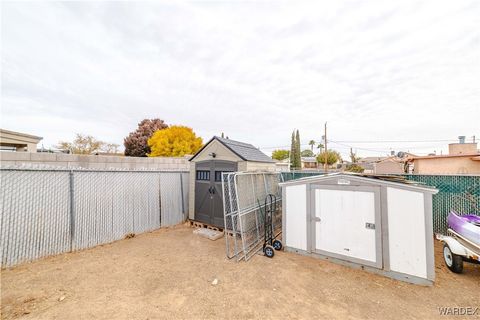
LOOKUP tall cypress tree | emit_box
[289,129,302,170]
[295,130,301,169]
[290,130,296,169]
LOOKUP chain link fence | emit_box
[0,168,189,267]
[403,174,480,234]
[222,172,283,261]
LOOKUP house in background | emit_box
[275,157,321,171]
[357,156,385,173]
[274,159,290,172]
[373,152,415,174]
[448,136,477,155]
[407,136,480,174]
[0,129,43,153]
[301,157,318,169]
[373,156,405,174]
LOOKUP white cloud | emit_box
[1,0,479,157]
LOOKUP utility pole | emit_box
[324,122,328,172]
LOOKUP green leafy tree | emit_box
[317,143,324,154]
[301,149,315,157]
[346,164,365,173]
[317,150,342,166]
[272,149,290,161]
[309,140,316,152]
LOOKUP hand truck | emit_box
[263,194,283,258]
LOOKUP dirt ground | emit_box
[1,225,479,320]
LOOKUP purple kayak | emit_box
[447,211,480,247]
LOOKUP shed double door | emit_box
[312,186,382,268]
[195,160,237,227]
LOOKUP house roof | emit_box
[189,136,275,163]
[408,153,480,161]
[279,173,438,194]
[0,128,43,144]
[301,157,317,162]
[375,156,404,163]
[358,156,386,163]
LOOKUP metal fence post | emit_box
[69,170,75,252]
[180,173,185,218]
[158,173,162,227]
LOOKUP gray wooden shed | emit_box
[280,173,438,285]
[188,136,275,227]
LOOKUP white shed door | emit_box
[315,189,377,263]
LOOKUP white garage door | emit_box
[314,188,378,265]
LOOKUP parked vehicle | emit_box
[437,211,480,273]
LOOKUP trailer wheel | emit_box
[273,239,283,251]
[264,245,275,258]
[443,243,463,274]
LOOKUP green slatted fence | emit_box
[404,175,480,234]
[281,171,325,182]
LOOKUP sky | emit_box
[1,0,479,158]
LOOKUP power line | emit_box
[328,140,390,153]
[260,144,313,150]
[331,139,456,143]
[258,138,457,150]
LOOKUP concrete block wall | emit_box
[0,152,190,171]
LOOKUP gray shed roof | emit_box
[279,173,438,194]
[189,136,275,163]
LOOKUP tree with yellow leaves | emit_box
[147,126,203,157]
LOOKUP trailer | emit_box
[437,230,480,274]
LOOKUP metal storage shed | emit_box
[280,173,439,285]
[189,136,275,227]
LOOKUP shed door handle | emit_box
[313,217,321,222]
[365,222,375,229]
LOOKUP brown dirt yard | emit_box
[1,224,479,320]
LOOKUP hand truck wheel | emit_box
[272,239,283,251]
[264,245,275,258]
